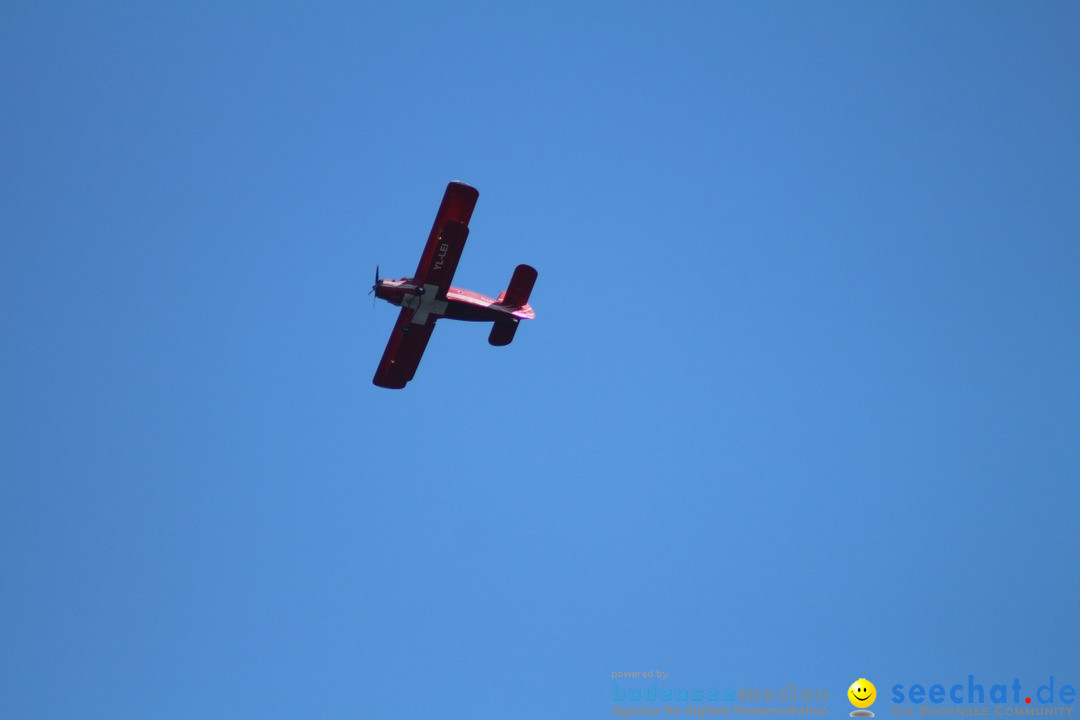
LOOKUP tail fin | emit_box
[498,264,537,308]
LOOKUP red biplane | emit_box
[371,182,537,389]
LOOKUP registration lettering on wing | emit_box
[432,243,449,271]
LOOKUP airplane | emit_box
[371,181,537,389]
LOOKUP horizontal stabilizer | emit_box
[499,264,537,308]
[488,319,519,346]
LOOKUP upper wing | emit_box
[423,220,469,301]
[413,182,478,288]
[373,182,478,389]
[372,307,437,389]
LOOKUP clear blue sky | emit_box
[2,3,1078,718]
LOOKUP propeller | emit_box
[369,265,380,309]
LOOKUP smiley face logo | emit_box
[848,678,876,709]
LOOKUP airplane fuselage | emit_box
[375,278,535,324]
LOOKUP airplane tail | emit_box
[488,319,519,346]
[496,264,537,308]
[489,264,537,347]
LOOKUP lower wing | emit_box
[372,308,437,389]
